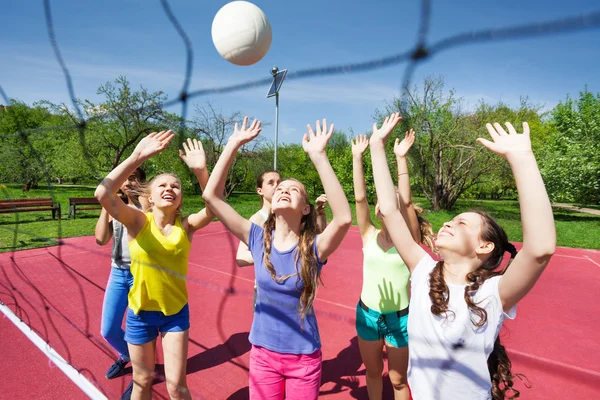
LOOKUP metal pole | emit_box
[274,92,279,170]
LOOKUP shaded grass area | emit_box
[1,186,599,251]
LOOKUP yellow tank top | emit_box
[128,212,190,315]
[360,229,410,313]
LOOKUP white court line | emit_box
[585,256,600,268]
[508,348,600,379]
[0,302,108,400]
[553,253,588,260]
[189,262,355,311]
[188,261,255,284]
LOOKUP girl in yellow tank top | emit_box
[95,131,214,400]
[351,130,433,400]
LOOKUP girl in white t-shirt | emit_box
[369,114,556,400]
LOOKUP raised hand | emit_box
[179,137,206,170]
[394,129,415,158]
[370,112,402,144]
[351,135,369,158]
[477,122,532,159]
[134,130,174,160]
[229,116,262,146]
[315,194,328,210]
[302,119,334,156]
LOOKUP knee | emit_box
[166,381,190,400]
[388,372,407,391]
[132,371,154,394]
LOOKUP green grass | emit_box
[1,186,599,252]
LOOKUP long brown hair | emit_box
[428,210,522,399]
[261,178,321,325]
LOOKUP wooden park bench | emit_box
[0,198,61,219]
[69,197,102,219]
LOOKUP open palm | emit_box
[179,138,206,170]
[134,130,174,160]
[303,119,334,155]
[477,122,532,158]
[351,135,369,157]
[370,112,402,143]
[394,129,415,157]
[230,116,262,146]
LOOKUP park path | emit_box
[553,203,600,216]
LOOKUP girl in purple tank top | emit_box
[203,117,352,400]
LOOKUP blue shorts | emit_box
[355,300,409,348]
[125,303,190,345]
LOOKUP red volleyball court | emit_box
[1,222,599,399]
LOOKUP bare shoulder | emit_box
[249,211,266,225]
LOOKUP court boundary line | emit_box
[508,348,600,379]
[0,301,108,400]
[188,261,356,311]
[585,256,600,268]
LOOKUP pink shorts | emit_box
[249,345,322,400]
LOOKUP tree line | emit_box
[1,76,598,210]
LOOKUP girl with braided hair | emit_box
[369,113,555,400]
[203,117,352,400]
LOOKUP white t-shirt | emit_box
[407,254,516,400]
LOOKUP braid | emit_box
[489,337,527,399]
[262,212,278,282]
[428,261,452,317]
[296,204,320,325]
[464,268,500,326]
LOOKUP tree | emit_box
[189,103,264,197]
[383,77,545,210]
[541,88,600,204]
[63,76,171,172]
[0,100,67,189]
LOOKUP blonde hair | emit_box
[261,178,321,325]
[132,173,183,216]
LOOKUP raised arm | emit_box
[315,194,328,234]
[305,120,352,261]
[94,131,174,237]
[351,135,376,241]
[478,122,556,312]
[179,138,215,236]
[394,129,421,243]
[95,208,113,246]
[202,117,262,245]
[369,113,426,271]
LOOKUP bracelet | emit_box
[399,172,409,176]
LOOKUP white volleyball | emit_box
[211,1,272,66]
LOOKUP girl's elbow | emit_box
[201,191,215,203]
[379,205,398,217]
[523,243,556,262]
[95,236,109,246]
[94,186,105,201]
[336,213,353,230]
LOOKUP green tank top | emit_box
[360,229,410,313]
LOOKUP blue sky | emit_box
[1,0,599,144]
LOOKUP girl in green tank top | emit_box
[351,130,433,400]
